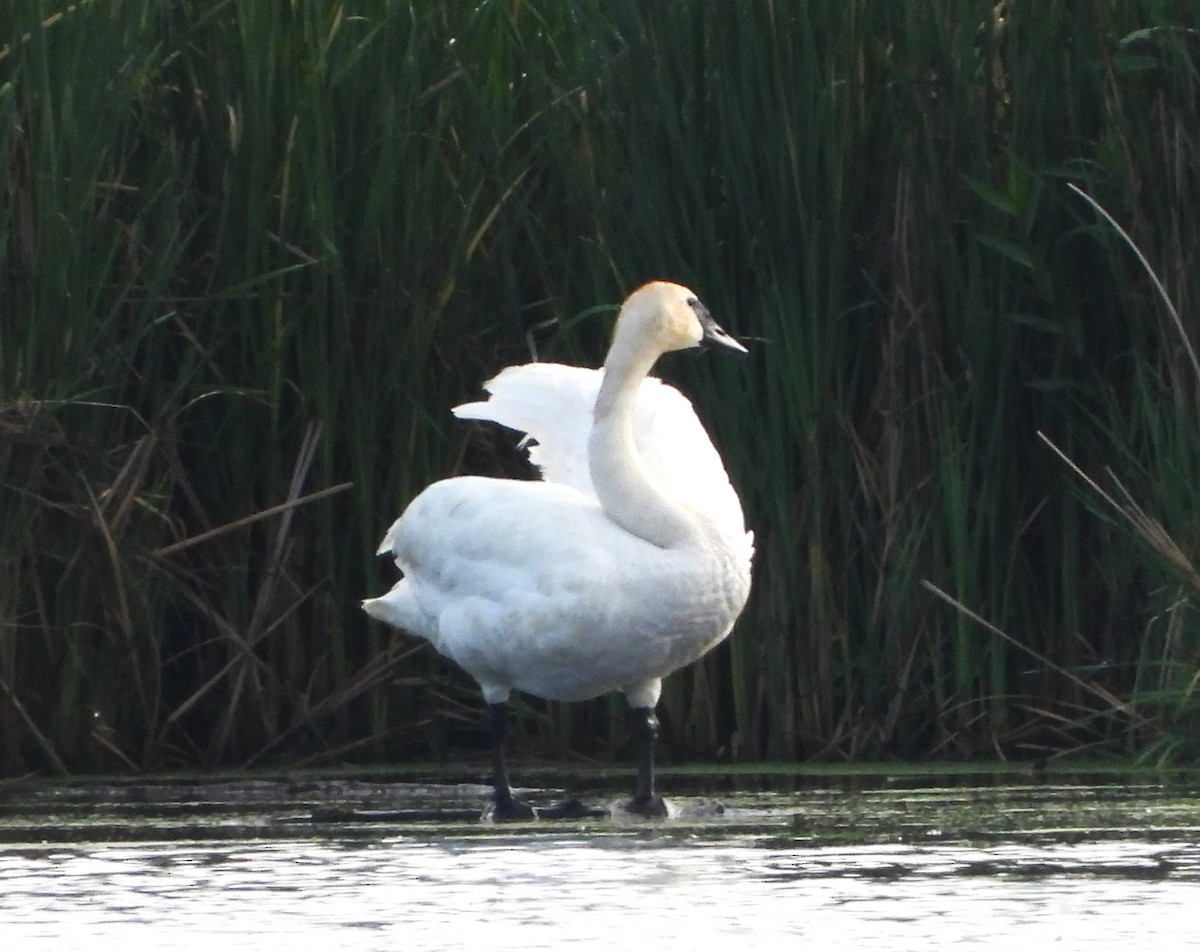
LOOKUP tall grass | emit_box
[2,1,1199,774]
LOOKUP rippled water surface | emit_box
[2,772,1198,950]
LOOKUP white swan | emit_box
[363,281,753,819]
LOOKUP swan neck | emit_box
[590,340,696,548]
[593,328,657,418]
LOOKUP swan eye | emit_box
[684,296,711,325]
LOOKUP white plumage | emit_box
[452,363,750,549]
[363,281,753,818]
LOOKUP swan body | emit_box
[363,281,753,817]
[371,474,747,708]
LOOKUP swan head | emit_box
[616,282,747,357]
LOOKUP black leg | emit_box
[486,702,606,821]
[626,706,668,817]
[487,702,535,820]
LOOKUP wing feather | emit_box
[452,363,746,543]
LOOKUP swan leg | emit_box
[626,706,668,817]
[487,702,536,821]
[486,702,605,821]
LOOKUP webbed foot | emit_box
[485,794,537,822]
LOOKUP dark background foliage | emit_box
[2,1,1199,775]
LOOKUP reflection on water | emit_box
[3,834,1198,950]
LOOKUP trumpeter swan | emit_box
[363,281,753,819]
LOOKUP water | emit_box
[2,773,1198,950]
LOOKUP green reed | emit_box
[1,0,1199,774]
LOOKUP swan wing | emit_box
[452,363,747,540]
[452,363,598,495]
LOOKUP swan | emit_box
[363,281,753,819]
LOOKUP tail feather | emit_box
[362,581,423,635]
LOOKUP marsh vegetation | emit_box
[2,1,1200,774]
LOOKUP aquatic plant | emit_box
[1,1,1199,773]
